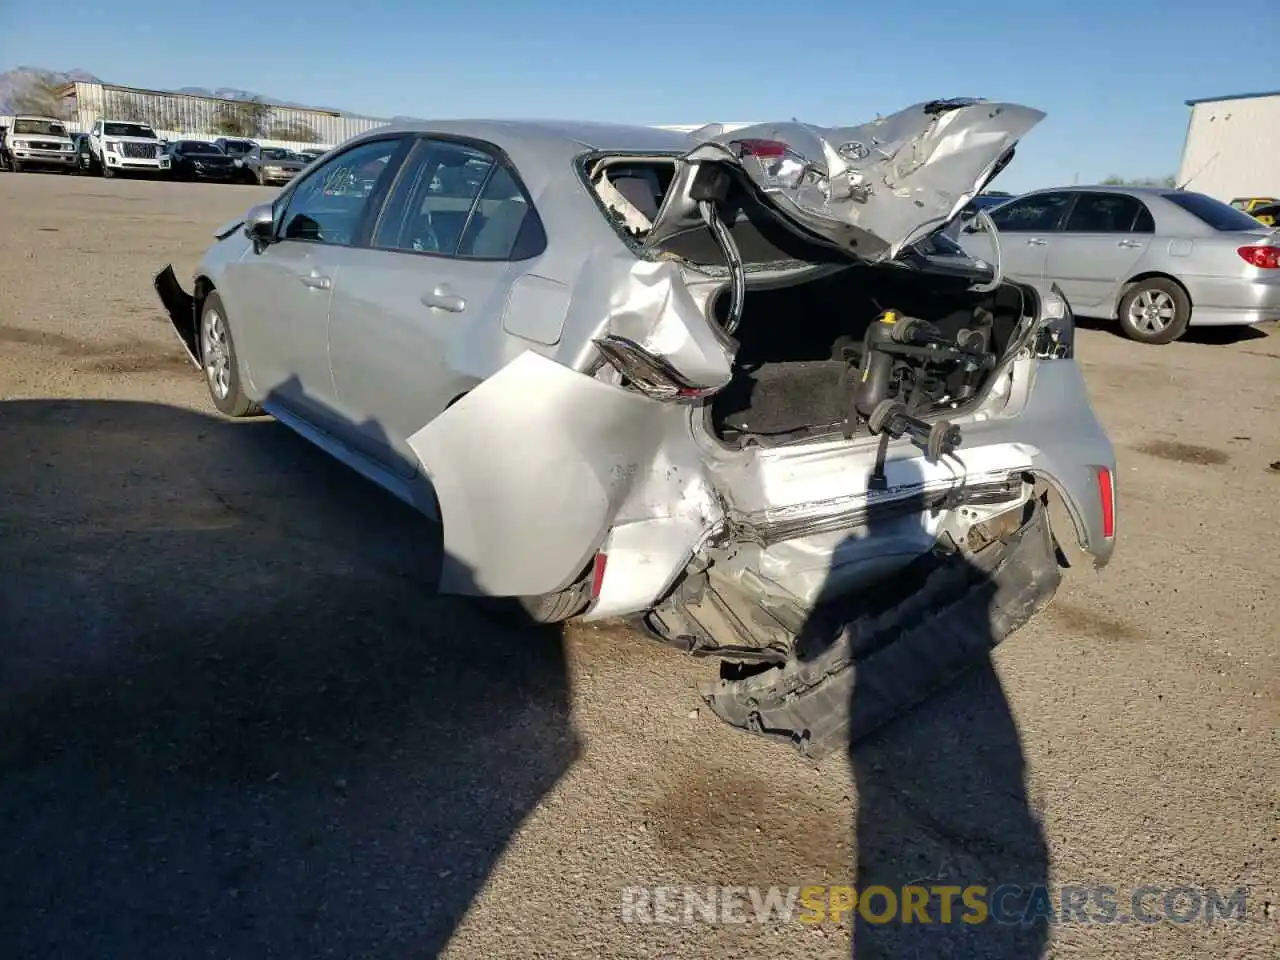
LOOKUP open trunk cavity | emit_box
[706,265,1029,447]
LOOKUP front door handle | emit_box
[421,285,466,313]
[1026,237,1048,246]
[301,271,331,290]
[1117,239,1143,248]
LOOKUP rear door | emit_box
[959,191,1075,280]
[1046,191,1154,310]
[327,136,551,477]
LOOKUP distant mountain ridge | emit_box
[0,66,423,121]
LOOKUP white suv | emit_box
[88,119,170,178]
[5,116,77,172]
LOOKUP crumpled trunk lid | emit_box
[644,98,1045,266]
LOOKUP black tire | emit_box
[475,579,593,626]
[10,159,22,173]
[198,291,263,418]
[1117,277,1191,345]
[100,160,114,178]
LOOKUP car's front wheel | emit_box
[199,291,263,418]
[1118,277,1191,344]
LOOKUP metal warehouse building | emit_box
[53,79,391,149]
[1177,90,1280,202]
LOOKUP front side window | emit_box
[988,192,1073,232]
[278,138,403,246]
[1062,192,1151,233]
[374,139,542,260]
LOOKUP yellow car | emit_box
[1230,196,1279,226]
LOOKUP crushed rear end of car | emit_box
[573,99,1117,755]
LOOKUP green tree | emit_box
[11,73,65,118]
[213,97,271,138]
[269,119,320,143]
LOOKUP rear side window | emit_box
[373,138,544,260]
[1161,192,1262,231]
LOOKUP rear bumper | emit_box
[587,357,1115,622]
[703,497,1062,755]
[1184,274,1280,326]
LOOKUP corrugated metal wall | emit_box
[1177,95,1280,202]
[61,81,390,151]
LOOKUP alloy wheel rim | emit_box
[1128,289,1176,333]
[202,309,231,399]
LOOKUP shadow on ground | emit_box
[0,398,579,958]
[1075,314,1272,344]
[776,459,1054,957]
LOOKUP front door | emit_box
[959,191,1076,281]
[223,136,409,428]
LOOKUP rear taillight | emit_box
[732,138,789,158]
[1097,466,1115,539]
[1034,284,1075,358]
[1237,245,1280,268]
[592,335,727,403]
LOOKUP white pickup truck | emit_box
[87,118,170,178]
[4,116,77,172]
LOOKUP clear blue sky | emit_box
[3,0,1277,192]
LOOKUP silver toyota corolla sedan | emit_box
[155,99,1117,755]
[958,185,1280,344]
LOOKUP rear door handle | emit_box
[1117,239,1143,248]
[300,271,331,290]
[421,285,466,313]
[1026,237,1048,246]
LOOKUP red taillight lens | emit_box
[590,552,608,599]
[1096,466,1115,539]
[732,138,789,158]
[1237,245,1280,268]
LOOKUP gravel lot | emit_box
[1,171,1276,960]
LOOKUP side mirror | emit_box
[243,203,275,252]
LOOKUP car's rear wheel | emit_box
[1117,277,1190,344]
[199,291,263,418]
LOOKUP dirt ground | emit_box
[1,171,1276,959]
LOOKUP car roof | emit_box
[1026,185,1184,198]
[365,118,694,153]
